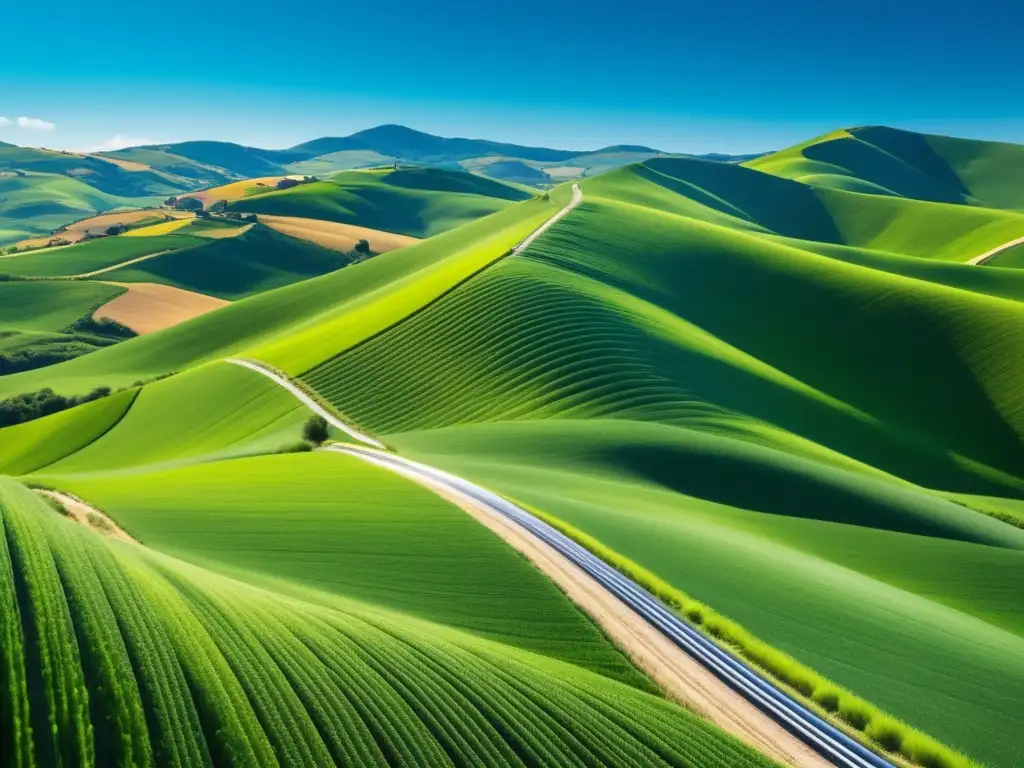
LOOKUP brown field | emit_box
[257,214,419,253]
[16,209,191,248]
[95,282,229,334]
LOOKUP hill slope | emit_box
[748,125,1024,209]
[227,167,533,237]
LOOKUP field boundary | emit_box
[297,184,582,377]
[225,357,385,448]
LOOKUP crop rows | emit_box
[0,476,777,767]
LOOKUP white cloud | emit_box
[89,134,159,152]
[0,117,11,127]
[16,116,55,131]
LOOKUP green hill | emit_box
[3,126,1023,767]
[103,224,353,299]
[0,171,163,244]
[292,153,1024,767]
[228,167,533,237]
[748,125,1024,209]
[0,355,774,767]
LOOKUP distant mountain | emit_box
[288,124,581,163]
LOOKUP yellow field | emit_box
[95,282,230,334]
[121,218,195,237]
[258,214,419,253]
[16,209,191,248]
[180,176,293,206]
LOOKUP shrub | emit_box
[867,716,904,753]
[302,414,330,445]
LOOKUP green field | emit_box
[0,233,205,277]
[228,167,533,237]
[102,224,351,299]
[0,281,134,374]
[294,134,1024,766]
[0,440,774,766]
[2,126,1023,767]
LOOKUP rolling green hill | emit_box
[0,367,775,767]
[748,125,1024,209]
[228,167,534,237]
[3,126,1023,767]
[0,172,163,244]
[293,147,1024,766]
[102,224,352,299]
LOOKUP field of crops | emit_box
[298,137,1024,766]
[0,457,776,767]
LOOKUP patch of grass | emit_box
[0,462,776,767]
[228,166,532,237]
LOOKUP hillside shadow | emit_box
[639,157,843,243]
[802,132,967,204]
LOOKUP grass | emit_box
[294,150,1024,766]
[228,166,533,237]
[0,171,163,245]
[0,233,204,277]
[0,460,778,767]
[0,196,553,400]
[102,223,352,299]
[391,420,1016,767]
[0,281,133,374]
[0,389,137,475]
[747,125,1024,209]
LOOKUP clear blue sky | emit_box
[1,0,1021,154]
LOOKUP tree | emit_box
[354,239,371,257]
[302,414,330,445]
[175,197,203,212]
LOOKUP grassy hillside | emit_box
[0,281,133,374]
[0,407,775,768]
[0,196,554,398]
[0,144,194,197]
[748,126,1024,209]
[228,167,533,237]
[295,157,1024,766]
[103,224,351,299]
[0,172,162,244]
[0,233,205,278]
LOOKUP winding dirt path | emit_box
[966,234,1024,265]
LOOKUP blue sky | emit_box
[1,0,1021,153]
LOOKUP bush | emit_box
[175,197,203,211]
[302,414,330,445]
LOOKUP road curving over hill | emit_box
[966,233,1024,265]
[331,445,895,768]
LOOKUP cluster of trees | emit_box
[0,386,112,428]
[0,372,173,428]
[0,315,135,377]
[276,176,318,191]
